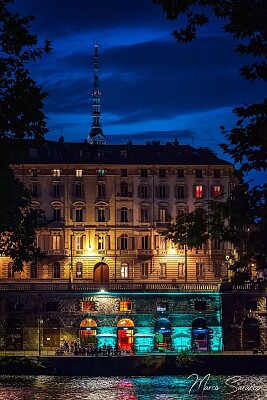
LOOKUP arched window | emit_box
[117,319,134,351]
[120,235,128,250]
[121,262,129,278]
[121,207,128,222]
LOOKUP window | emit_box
[158,236,166,250]
[194,301,206,311]
[177,169,184,178]
[159,168,166,178]
[159,207,167,223]
[120,235,128,250]
[140,207,149,222]
[76,169,83,177]
[119,301,132,312]
[46,301,58,311]
[52,235,61,250]
[30,182,39,197]
[140,168,148,177]
[75,183,83,198]
[141,235,149,250]
[213,185,221,198]
[177,185,185,199]
[213,239,221,250]
[98,169,105,177]
[53,184,60,197]
[196,262,204,278]
[157,302,168,313]
[8,262,14,279]
[121,169,128,177]
[53,262,60,278]
[53,169,60,177]
[159,263,167,278]
[75,209,84,222]
[195,185,203,199]
[178,262,185,278]
[214,262,222,278]
[120,182,128,197]
[121,207,128,222]
[98,184,105,198]
[76,262,83,278]
[141,262,149,278]
[97,208,105,222]
[53,208,61,221]
[76,236,84,253]
[214,169,221,178]
[98,235,105,250]
[195,169,202,178]
[176,208,185,218]
[140,185,148,198]
[31,169,38,177]
[121,262,129,278]
[159,185,166,199]
[30,262,38,279]
[82,301,95,312]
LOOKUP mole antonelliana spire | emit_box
[87,44,106,145]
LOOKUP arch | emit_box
[80,318,97,345]
[43,318,60,348]
[242,318,260,350]
[72,201,86,207]
[6,318,23,350]
[154,318,171,351]
[117,319,134,351]
[192,318,208,351]
[94,262,109,283]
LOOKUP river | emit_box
[0,375,266,399]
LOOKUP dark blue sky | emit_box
[14,0,265,168]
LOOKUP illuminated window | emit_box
[159,207,167,222]
[52,235,61,250]
[76,262,83,278]
[213,185,221,198]
[75,236,84,253]
[53,169,60,177]
[98,169,105,177]
[82,301,95,312]
[98,235,105,250]
[178,262,185,278]
[76,169,83,177]
[195,185,203,198]
[159,263,167,278]
[121,262,129,278]
[119,301,132,312]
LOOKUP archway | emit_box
[43,319,60,348]
[117,319,134,351]
[6,319,23,350]
[242,318,260,350]
[94,262,109,283]
[192,318,209,351]
[80,318,97,345]
[154,318,171,351]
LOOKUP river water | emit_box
[0,375,266,399]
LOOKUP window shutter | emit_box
[202,185,207,198]
[166,185,170,198]
[106,235,110,250]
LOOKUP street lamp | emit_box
[37,318,43,356]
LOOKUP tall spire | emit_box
[88,44,106,145]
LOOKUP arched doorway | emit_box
[117,319,134,351]
[80,318,97,345]
[94,262,109,283]
[154,318,171,351]
[43,319,60,348]
[242,318,260,350]
[6,319,23,350]
[192,318,209,351]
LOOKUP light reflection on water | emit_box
[0,375,266,400]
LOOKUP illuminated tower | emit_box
[88,44,106,145]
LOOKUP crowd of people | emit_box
[55,340,134,356]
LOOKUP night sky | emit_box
[12,0,265,169]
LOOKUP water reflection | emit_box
[0,375,266,400]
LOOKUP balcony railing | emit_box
[0,281,221,292]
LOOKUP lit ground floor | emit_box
[0,290,222,353]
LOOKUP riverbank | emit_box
[0,354,267,376]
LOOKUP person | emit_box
[193,341,199,353]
